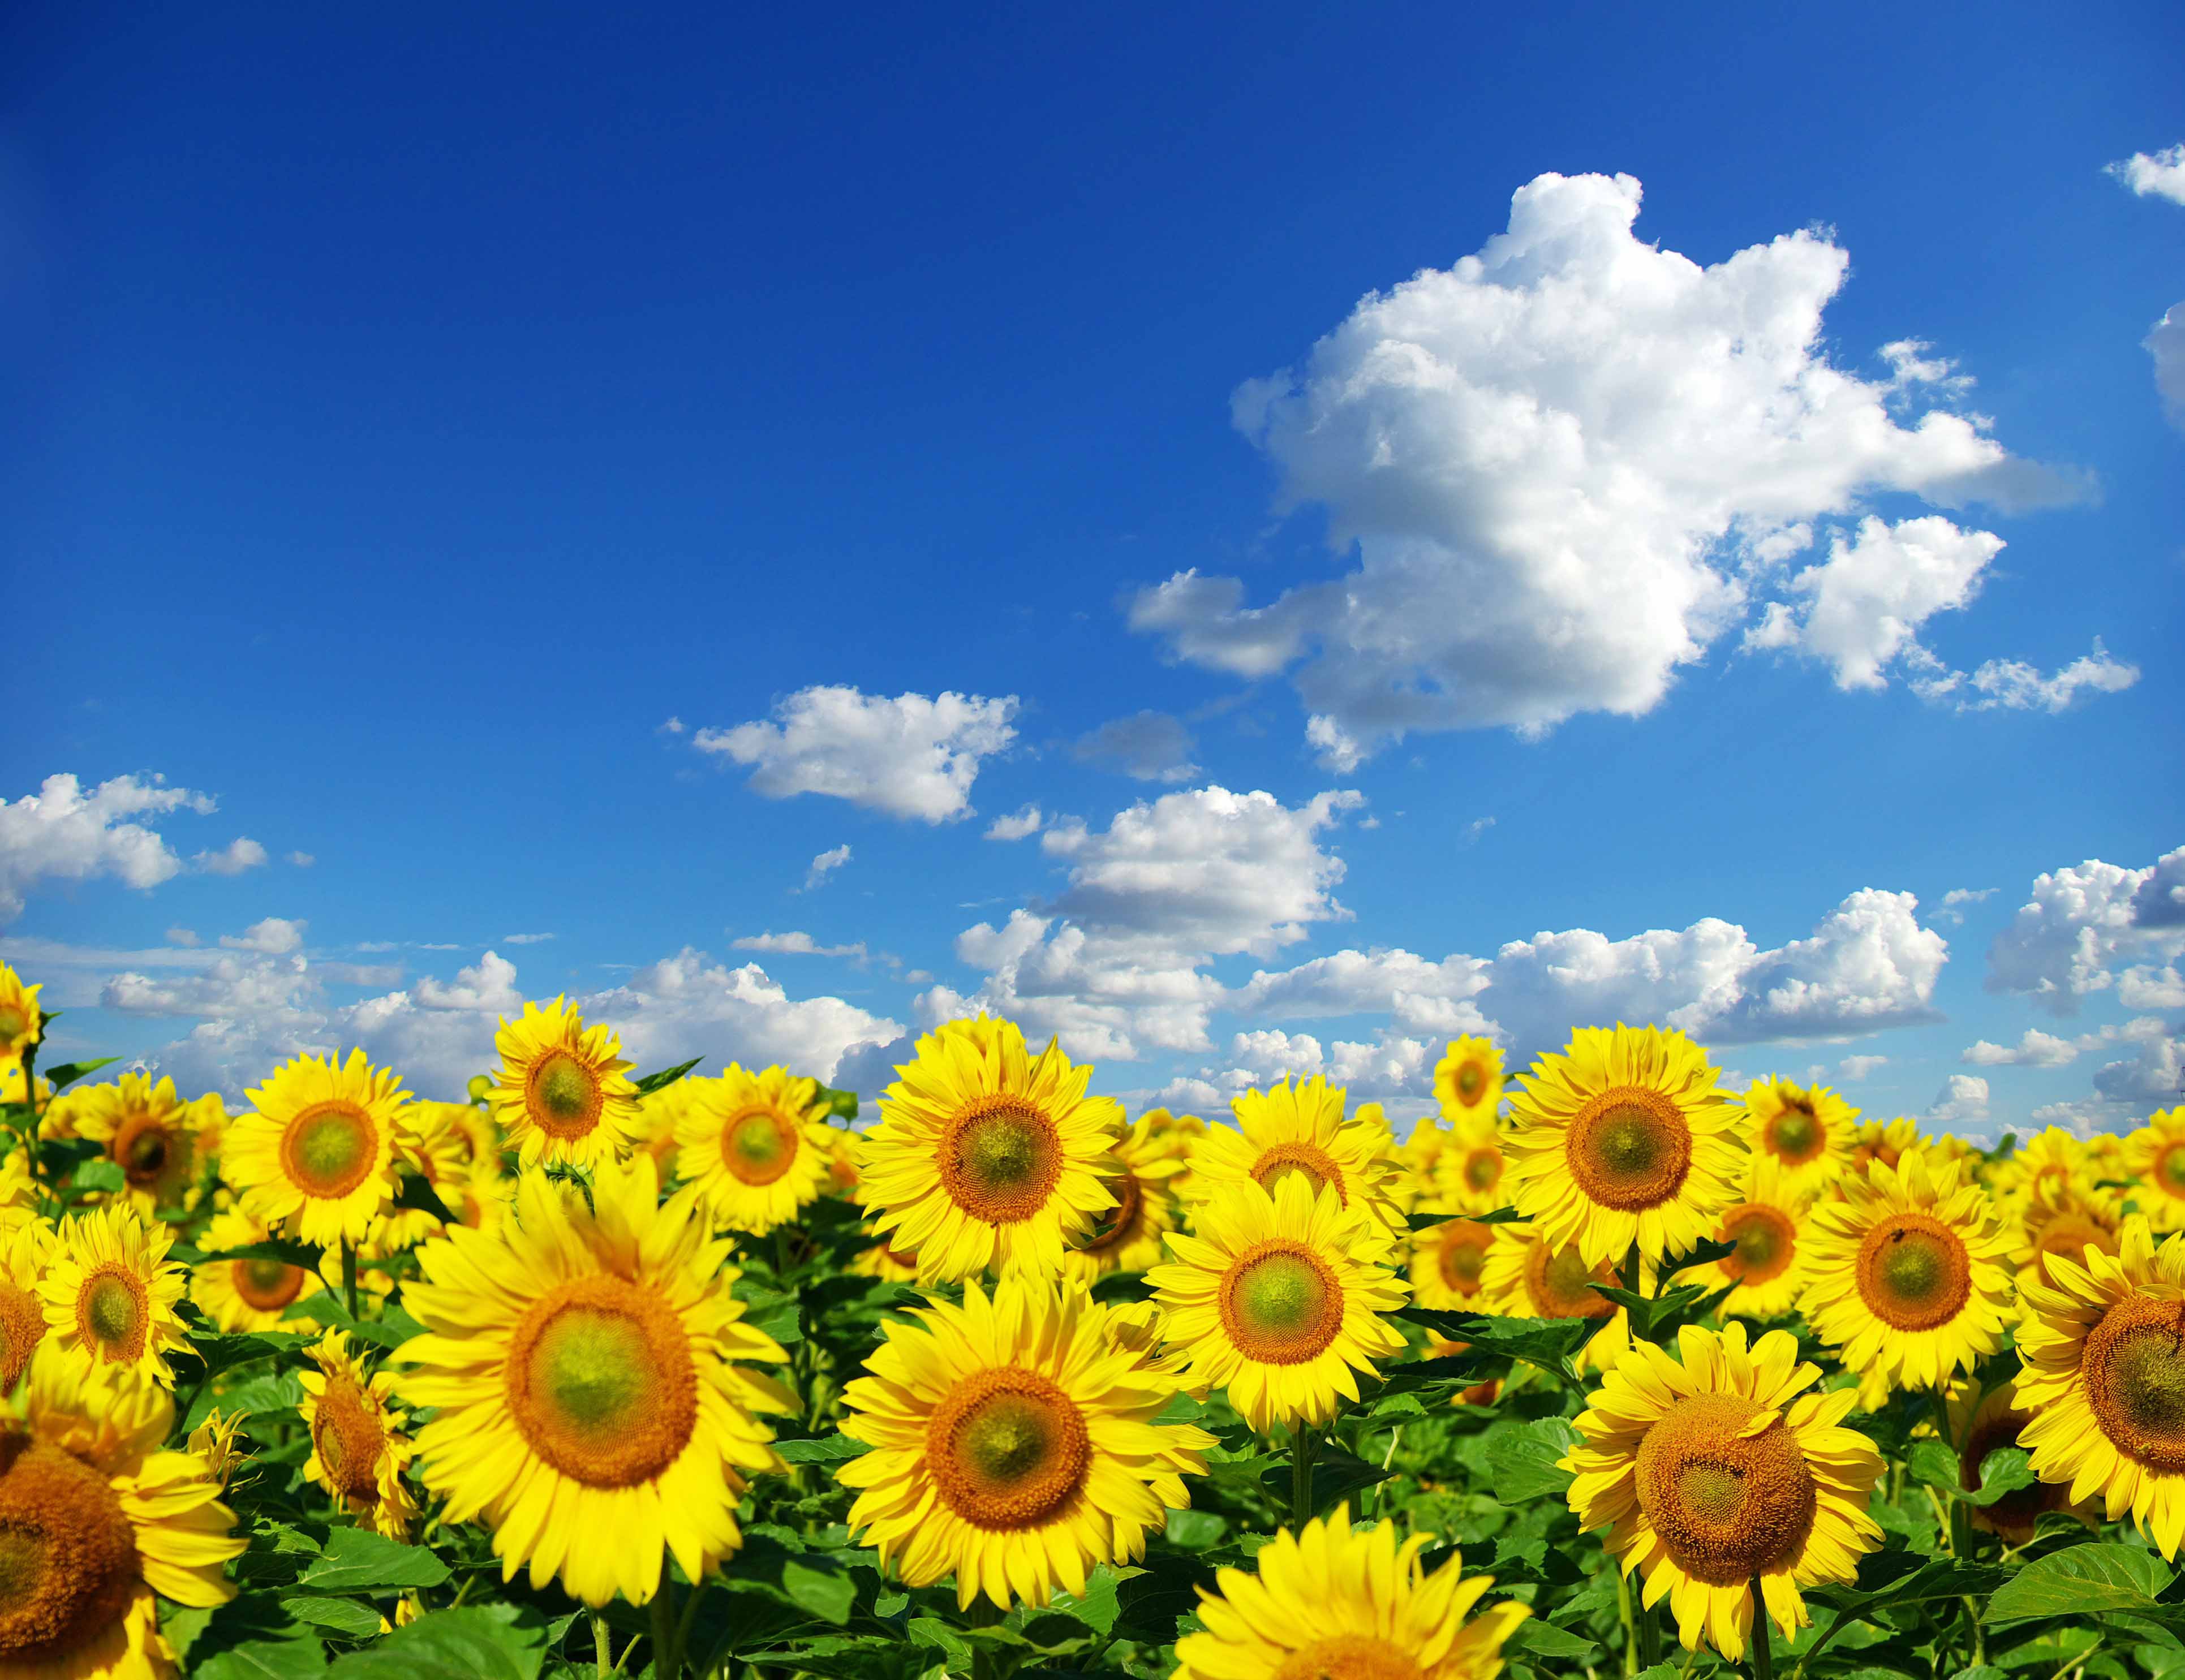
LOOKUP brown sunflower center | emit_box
[528,1052,604,1139]
[75,1269,147,1363]
[2159,1146,2185,1196]
[0,1007,26,1044]
[0,1284,44,1395]
[1461,1145,1502,1194]
[1272,1635,1423,1680]
[0,1436,143,1666]
[1764,1101,1822,1164]
[2084,1295,2185,1473]
[1853,1212,1971,1332]
[282,1101,378,1199]
[234,1257,306,1313]
[925,1367,1090,1531]
[505,1274,699,1488]
[720,1108,798,1187]
[1526,1240,1615,1320]
[312,1373,386,1502]
[1455,1059,1487,1104]
[1219,1242,1344,1364]
[1435,1224,1491,1296]
[1719,1204,1798,1287]
[1250,1142,1346,1205]
[1635,1394,1817,1586]
[939,1096,1062,1225]
[1565,1087,1693,1211]
[113,1115,179,1188]
[1081,1171,1144,1256]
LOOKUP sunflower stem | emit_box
[1748,1576,1773,1680]
[341,1237,359,1318]
[1289,1424,1318,1527]
[592,1611,612,1680]
[1636,1583,1662,1670]
[652,1558,679,1680]
[1615,1563,1637,1678]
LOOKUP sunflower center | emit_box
[0,1007,25,1044]
[0,1284,44,1394]
[1435,1225,1490,1295]
[114,1118,175,1186]
[1719,1204,1798,1287]
[2085,1295,2185,1472]
[312,1375,386,1502]
[926,1367,1090,1531]
[2160,1147,2185,1196]
[1635,1394,1817,1586]
[1765,1103,1822,1164]
[235,1258,306,1313]
[1251,1142,1346,1205]
[1455,1061,1486,1104]
[0,1436,143,1665]
[1081,1171,1144,1255]
[720,1108,798,1187]
[1219,1242,1344,1364]
[528,1052,604,1139]
[1527,1240,1615,1320]
[1272,1635,1424,1680]
[1461,1146,1502,1194]
[282,1101,378,1199]
[939,1096,1063,1225]
[1566,1088,1693,1211]
[505,1275,699,1489]
[76,1270,146,1362]
[1853,1213,1971,1332]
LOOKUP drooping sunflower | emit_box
[1741,1077,1857,1201]
[0,962,41,1066]
[1800,1148,2016,1406]
[63,1073,203,1219]
[35,1203,189,1386]
[856,1017,1121,1282]
[2018,1217,2185,1556]
[1697,1153,1813,1321]
[1435,1034,1506,1127]
[1191,1075,1405,1235]
[487,996,643,1171]
[1561,1321,1883,1662]
[188,1407,250,1491]
[299,1328,418,1539]
[191,1207,324,1332]
[0,1345,244,1680]
[0,1219,51,1392]
[1849,1117,1926,1175]
[396,1155,791,1608]
[1504,1024,1745,1269]
[1146,1174,1408,1435]
[1410,1214,1504,1311]
[1173,1504,1528,1680]
[674,1065,837,1236]
[2127,1109,2185,1231]
[1064,1109,1190,1280]
[838,1276,1214,1610]
[1945,1375,2096,1544]
[1477,1226,1633,1374]
[227,1049,408,1247]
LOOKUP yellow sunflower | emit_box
[1477,1226,1633,1374]
[0,1151,40,1230]
[0,1219,51,1393]
[0,1345,244,1680]
[2018,1217,2185,1555]
[35,1203,189,1386]
[396,1155,791,1608]
[191,1207,325,1332]
[188,1407,250,1491]
[1142,1107,1206,1199]
[1146,1174,1407,1435]
[1849,1117,1926,1175]
[629,1080,687,1182]
[0,963,41,1066]
[1990,1126,2093,1207]
[1430,1111,1509,1212]
[487,996,643,1170]
[851,1238,922,1282]
[64,1074,201,1220]
[299,1328,419,1539]
[1191,1075,1405,1235]
[2127,1109,2185,1231]
[1504,1024,1745,1269]
[1741,1077,1857,1201]
[1800,1147,2016,1406]
[839,1276,1214,1610]
[1697,1153,1813,1321]
[227,1049,408,1247]
[1562,1321,1883,1662]
[1435,1034,1506,1127]
[1064,1109,1190,1280]
[674,1065,837,1236]
[855,1017,1121,1282]
[1410,1214,1504,1311]
[373,1101,481,1251]
[442,1101,501,1171]
[2017,1179,2124,1294]
[1945,1375,2096,1544]
[1173,1504,1528,1680]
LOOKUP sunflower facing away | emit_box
[0,1220,50,1394]
[1064,1108,1190,1280]
[1191,1075,1405,1235]
[66,1073,203,1219]
[397,1155,791,1607]
[1801,1147,2016,1407]
[1945,1375,2095,1545]
[1741,1077,1856,1201]
[1504,1024,1745,1270]
[1434,1034,1506,1127]
[488,996,643,1171]
[1478,1226,1634,1374]
[1697,1153,1813,1321]
[838,1276,1214,1610]
[191,1207,325,1332]
[1147,1174,1408,1435]
[674,1064,837,1235]
[856,1017,1121,1282]
[0,962,41,1067]
[299,1328,418,1539]
[36,1203,189,1387]
[1173,1504,1528,1680]
[1561,1321,1884,1661]
[2127,1109,2185,1231]
[228,1049,408,1246]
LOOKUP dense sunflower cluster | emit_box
[1,954,2182,1680]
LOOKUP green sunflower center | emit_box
[282,1101,377,1199]
[1567,1088,1693,1212]
[1462,1147,1501,1193]
[1219,1243,1344,1364]
[235,1257,304,1312]
[531,1052,602,1136]
[926,1368,1090,1531]
[0,1007,26,1043]
[84,1277,139,1349]
[721,1109,797,1186]
[1456,1060,1485,1102]
[1720,1204,1797,1286]
[1853,1213,1972,1332]
[2087,1297,2185,1472]
[1635,1394,1817,1585]
[2161,1147,2185,1194]
[1767,1104,1820,1162]
[506,1278,699,1489]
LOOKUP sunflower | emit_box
[1435,1034,1506,1127]
[2016,1179,2124,1294]
[1410,1214,1504,1311]
[2018,1217,2185,1556]
[1191,1075,1405,1235]
[1741,1078,1856,1201]
[188,1407,250,1490]
[856,1017,1121,1282]
[227,1049,408,1247]
[1697,1153,1813,1321]
[1561,1321,1883,1661]
[1477,1226,1633,1374]
[1504,1024,1745,1269]
[2127,1109,2185,1231]
[35,1203,188,1386]
[0,1345,244,1680]
[1146,1175,1407,1435]
[0,1220,51,1393]
[1990,1126,2093,1208]
[396,1155,791,1608]
[1801,1148,2016,1406]
[191,1207,325,1332]
[629,1080,687,1182]
[839,1276,1213,1610]
[1173,1504,1528,1680]
[821,1126,860,1195]
[487,996,643,1171]
[300,1328,419,1539]
[1945,1375,2096,1544]
[851,1238,922,1282]
[1431,1111,1509,1212]
[1142,1107,1206,1200]
[376,1101,481,1251]
[674,1065,837,1236]
[1064,1109,1190,1280]
[1849,1117,1926,1175]
[0,963,41,1065]
[442,1101,502,1171]
[63,1075,200,1220]
[0,1151,38,1229]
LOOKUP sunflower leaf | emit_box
[633,1056,704,1097]
[1483,1418,1578,1503]
[391,1173,456,1223]
[1983,1543,2173,1624]
[1656,1236,1738,1279]
[323,1608,549,1680]
[298,1529,454,1593]
[204,1239,325,1269]
[1958,1446,2037,1506]
[1507,1618,1601,1662]
[1906,1438,1963,1493]
[38,1057,118,1092]
[773,1435,873,1463]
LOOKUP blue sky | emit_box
[7,2,2182,1135]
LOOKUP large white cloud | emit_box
[692,687,1018,822]
[1987,846,2185,1016]
[1129,171,2095,763]
[0,774,243,921]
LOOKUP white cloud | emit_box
[1463,817,1494,844]
[2121,966,2185,1011]
[984,805,1044,842]
[660,716,687,735]
[693,687,1018,822]
[501,932,555,945]
[194,837,268,877]
[1072,712,1200,783]
[1933,886,1997,925]
[103,954,313,1021]
[165,927,200,947]
[1153,1075,1224,1112]
[2092,1030,2185,1105]
[1930,1074,1990,1125]
[411,952,523,1013]
[1130,170,2088,762]
[1963,1028,2079,1068]
[801,845,851,893]
[1987,846,2185,1015]
[1904,640,2140,713]
[2148,304,2185,434]
[0,773,223,921]
[220,917,305,956]
[2107,144,2185,205]
[588,951,902,1088]
[1838,1054,1890,1082]
[287,851,315,868]
[732,931,868,960]
[2137,850,2185,929]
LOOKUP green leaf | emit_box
[1985,1542,2174,1624]
[1483,1418,1577,1504]
[773,1435,871,1463]
[188,1328,307,1377]
[814,1084,859,1121]
[1374,1352,1498,1395]
[392,1173,456,1224]
[282,1295,412,1351]
[1906,1438,1963,1492]
[298,1528,453,1593]
[1507,1618,1601,1662]
[282,1597,390,1639]
[733,1280,802,1345]
[1264,1444,1394,1514]
[196,1638,329,1680]
[40,1057,118,1092]
[223,1373,307,1419]
[781,1557,857,1625]
[71,1158,125,1194]
[909,1617,973,1672]
[324,1608,549,1680]
[1960,1446,2037,1507]
[203,1238,325,1269]
[1657,1235,1738,1278]
[1165,1509,1228,1549]
[633,1056,704,1097]
[1049,1563,1123,1636]
[1455,1315,1594,1371]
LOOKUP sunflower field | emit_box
[4,958,2185,1680]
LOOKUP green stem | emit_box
[1616,1565,1637,1679]
[652,1557,679,1680]
[1636,1583,1662,1670]
[1619,1240,1642,1299]
[1289,1424,1319,1527]
[592,1611,612,1680]
[674,1575,709,1677]
[1749,1577,1772,1680]
[342,1237,360,1319]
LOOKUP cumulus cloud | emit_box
[984,805,1044,842]
[1903,640,2140,713]
[1838,1054,1890,1082]
[194,838,269,877]
[1963,1027,2079,1068]
[2148,305,2185,433]
[1129,171,2090,763]
[799,846,851,894]
[1070,712,1200,783]
[1930,1074,1990,1125]
[731,931,868,960]
[0,773,225,921]
[411,952,523,1013]
[1987,846,2185,1015]
[220,917,305,955]
[1933,887,1997,926]
[2107,144,2185,205]
[165,927,200,947]
[693,687,1018,822]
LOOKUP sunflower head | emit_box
[301,1328,418,1538]
[230,1049,407,1246]
[1065,1108,1191,1279]
[1700,1152,1814,1320]
[34,1203,189,1386]
[674,1065,838,1235]
[1477,1226,1632,1373]
[191,1207,324,1332]
[1945,1376,2095,1544]
[1741,1076,1856,1199]
[487,997,643,1170]
[0,964,41,1062]
[64,1072,202,1218]
[0,1221,50,1394]
[1435,1034,1506,1125]
[1409,1214,1503,1310]
[2128,1109,2185,1230]
[1192,1075,1406,1235]
[1850,1117,1926,1175]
